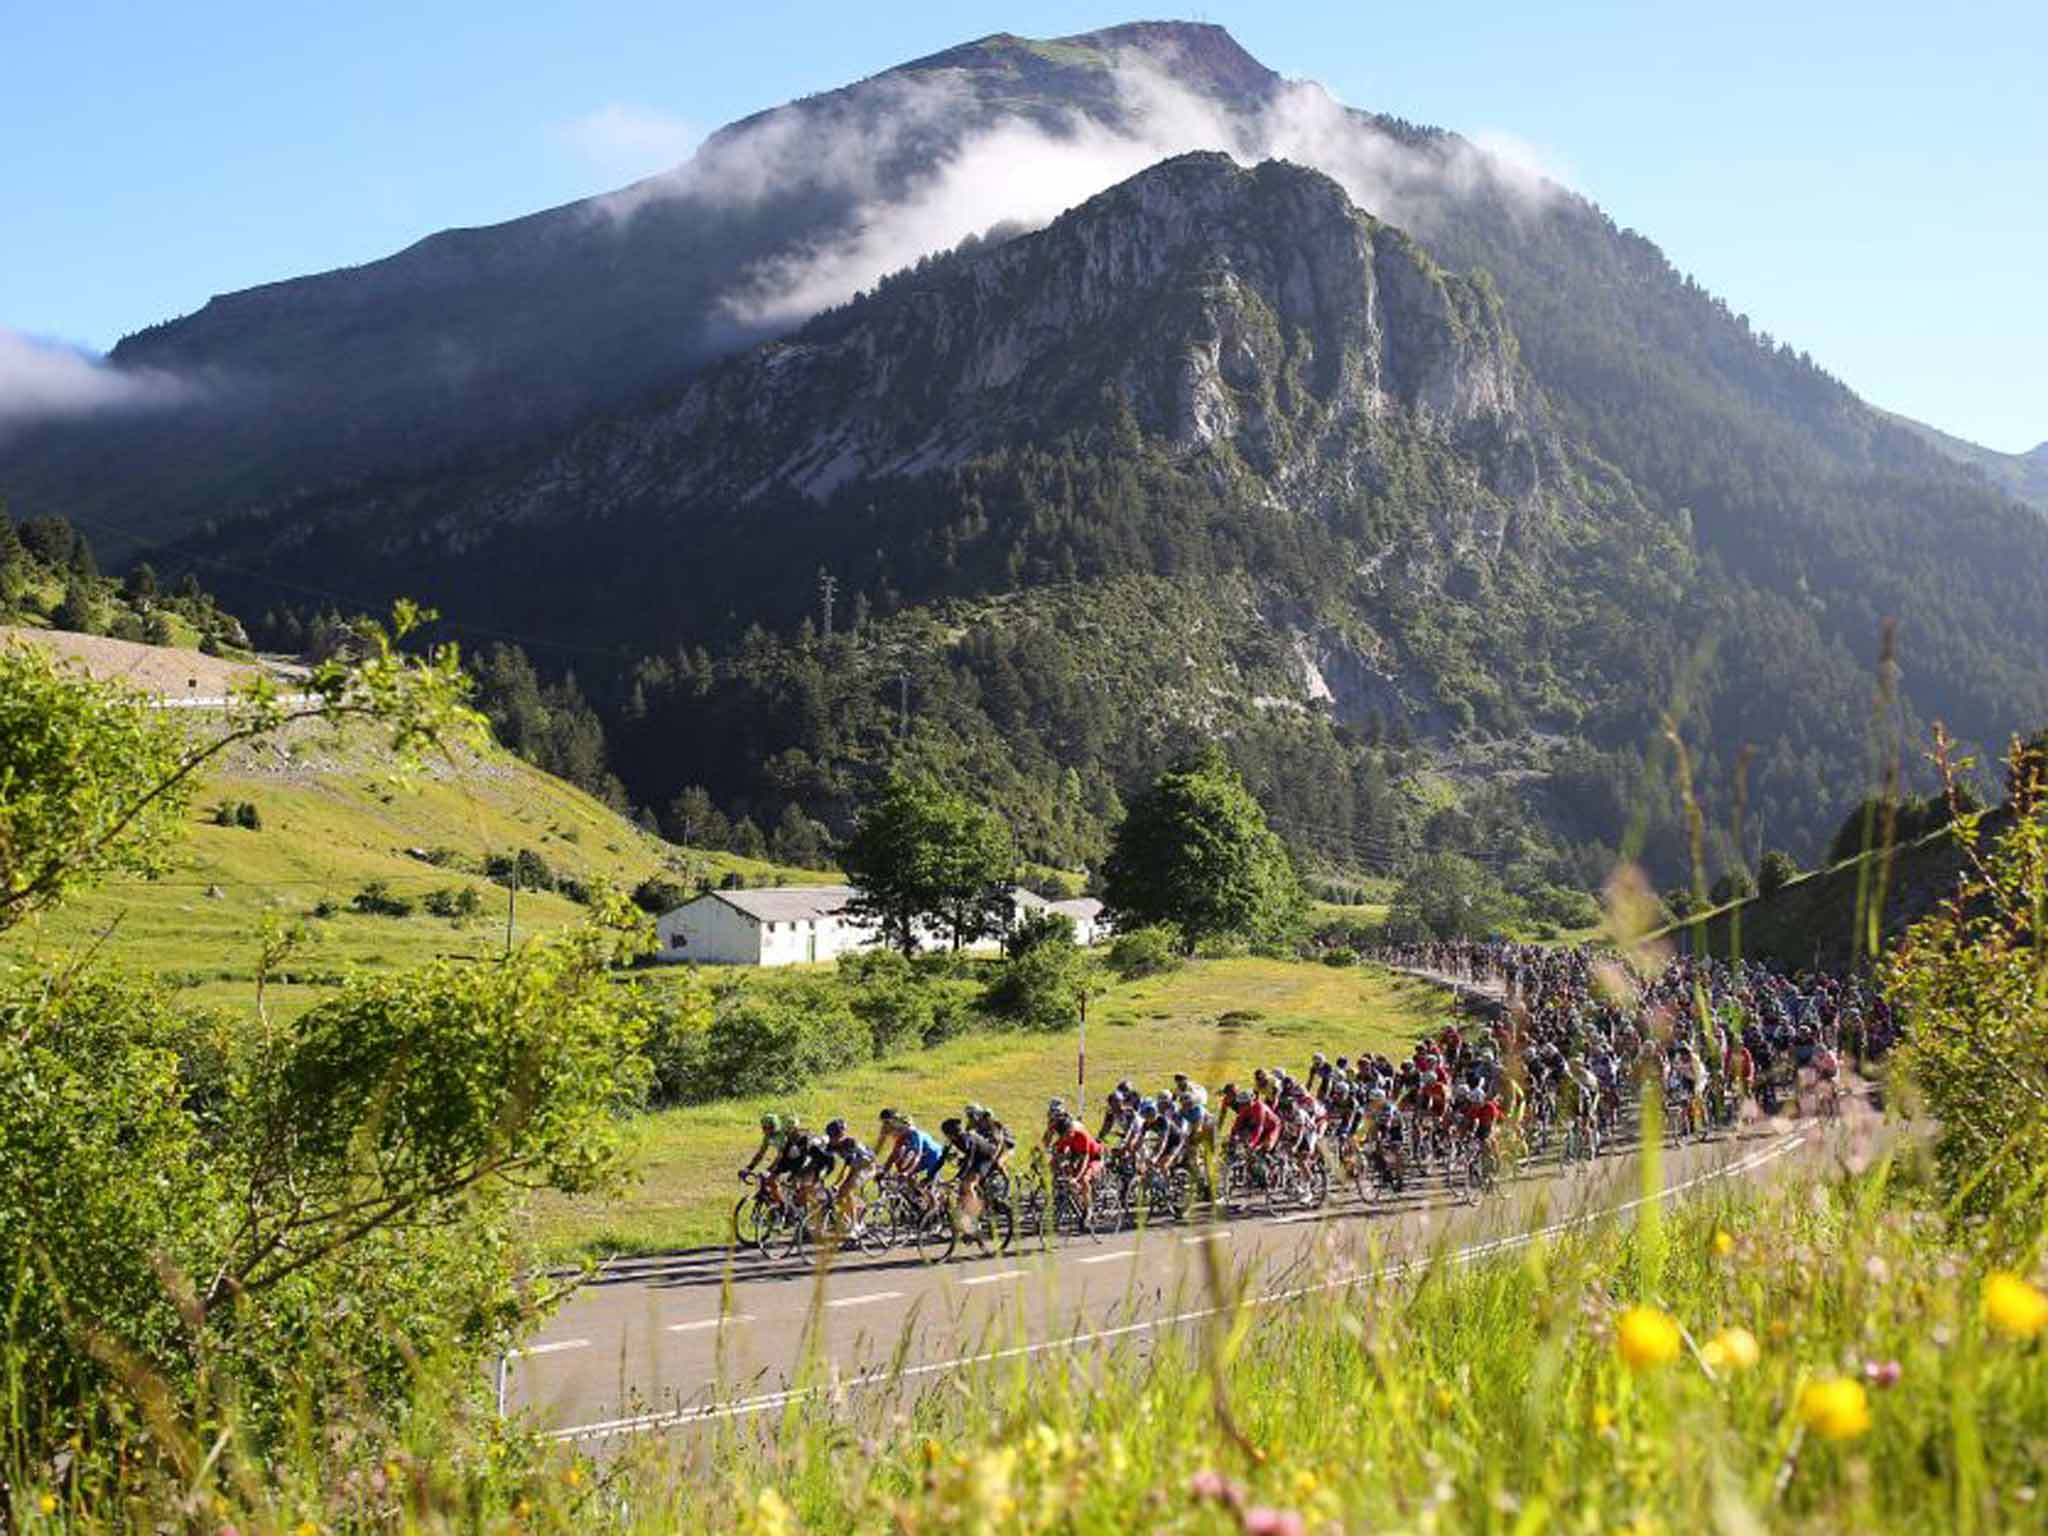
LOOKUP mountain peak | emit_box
[891,19,1278,103]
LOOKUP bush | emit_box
[701,983,870,1098]
[1709,868,1756,905]
[1321,947,1359,967]
[210,799,261,830]
[632,875,688,915]
[836,949,937,1056]
[1756,848,1800,897]
[983,934,1088,1032]
[350,880,414,918]
[1520,882,1600,930]
[1194,933,1251,959]
[1107,924,1184,979]
[422,885,484,919]
[487,847,555,891]
[1005,908,1076,960]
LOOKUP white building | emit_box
[653,883,1091,966]
[1048,896,1109,946]
[654,884,876,967]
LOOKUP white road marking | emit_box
[509,1338,591,1358]
[826,1290,903,1310]
[668,1316,753,1333]
[1077,1250,1137,1265]
[553,1132,1810,1441]
[961,1269,1026,1287]
[1182,1230,1232,1245]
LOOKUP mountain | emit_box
[7,19,2048,884]
[1879,412,2048,512]
[0,24,1287,553]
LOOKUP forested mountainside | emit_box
[1880,413,2048,512]
[10,21,2047,887]
[166,154,2048,884]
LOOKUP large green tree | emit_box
[1384,852,1517,941]
[1101,750,1305,950]
[840,771,1016,953]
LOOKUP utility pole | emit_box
[817,568,838,640]
[1076,987,1088,1118]
[897,670,910,739]
[504,865,518,961]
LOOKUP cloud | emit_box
[558,103,701,186]
[0,328,193,427]
[643,47,1575,335]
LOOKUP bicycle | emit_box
[1453,1136,1498,1205]
[779,1180,893,1260]
[1560,1113,1600,1166]
[913,1176,1015,1263]
[732,1171,804,1255]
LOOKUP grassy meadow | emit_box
[0,716,814,1018]
[536,957,1451,1259]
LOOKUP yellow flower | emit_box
[38,1494,57,1516]
[1591,1403,1614,1433]
[296,1523,319,1536]
[1983,1272,2048,1338]
[748,1489,797,1536]
[1712,1229,1735,1258]
[514,1498,531,1519]
[1799,1377,1873,1442]
[1617,1305,1683,1370]
[1434,1385,1456,1417]
[1700,1326,1760,1373]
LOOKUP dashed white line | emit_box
[509,1338,591,1358]
[961,1269,1026,1288]
[826,1290,903,1310]
[1182,1230,1232,1245]
[668,1315,753,1333]
[1077,1250,1137,1265]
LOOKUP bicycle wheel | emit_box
[1303,1155,1331,1209]
[915,1200,957,1264]
[1459,1154,1484,1205]
[732,1195,765,1252]
[852,1197,894,1256]
[987,1198,1016,1254]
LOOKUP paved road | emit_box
[506,1114,1866,1445]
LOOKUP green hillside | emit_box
[0,692,814,1019]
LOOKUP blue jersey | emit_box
[905,1129,944,1175]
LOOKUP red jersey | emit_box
[1054,1127,1104,1164]
[1231,1097,1283,1150]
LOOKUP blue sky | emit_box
[5,0,2042,450]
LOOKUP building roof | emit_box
[1009,886,1052,911]
[706,884,859,924]
[1049,897,1105,920]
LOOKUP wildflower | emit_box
[1863,1358,1902,1390]
[514,1499,531,1519]
[1591,1403,1614,1433]
[1799,1377,1873,1442]
[563,1465,582,1489]
[748,1489,796,1536]
[296,1524,320,1536]
[1244,1509,1307,1536]
[1700,1326,1760,1373]
[1188,1470,1245,1508]
[1434,1385,1456,1416]
[1983,1272,2048,1338]
[38,1495,57,1516]
[1617,1305,1683,1369]
[1712,1229,1735,1258]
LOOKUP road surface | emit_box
[506,1113,1870,1445]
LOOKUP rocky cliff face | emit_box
[413,153,1546,565]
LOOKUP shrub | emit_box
[632,875,689,915]
[1520,882,1600,930]
[235,800,261,831]
[350,880,414,918]
[983,934,1089,1032]
[1321,947,1360,967]
[700,983,869,1098]
[1005,908,1076,960]
[422,885,483,919]
[1756,848,1800,897]
[1107,924,1184,980]
[1709,869,1756,905]
[836,949,937,1055]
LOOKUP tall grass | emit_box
[16,1142,2046,1532]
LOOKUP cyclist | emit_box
[1305,1051,1333,1099]
[1098,1081,1140,1145]
[938,1115,1002,1220]
[878,1108,947,1198]
[1366,1090,1407,1188]
[740,1112,807,1206]
[1040,1096,1069,1153]
[1172,1071,1208,1110]
[1177,1087,1217,1196]
[1225,1083,1283,1158]
[965,1102,1015,1173]
[1137,1092,1190,1184]
[822,1117,876,1217]
[1048,1111,1106,1214]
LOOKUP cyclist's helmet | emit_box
[1154,1091,1175,1114]
[964,1102,985,1120]
[760,1113,781,1133]
[1117,1078,1136,1097]
[878,1107,899,1124]
[1312,1052,1327,1067]
[940,1117,965,1141]
[1047,1096,1066,1116]
[1219,1081,1239,1104]
[824,1118,846,1140]
[1173,1072,1191,1088]
[1052,1112,1074,1134]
